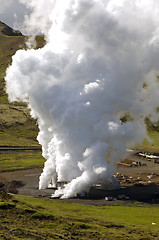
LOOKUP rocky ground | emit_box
[1,150,159,205]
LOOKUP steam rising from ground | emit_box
[5,0,159,198]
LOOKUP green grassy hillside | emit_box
[0,192,159,240]
[0,22,45,147]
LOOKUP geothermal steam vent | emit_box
[5,0,159,198]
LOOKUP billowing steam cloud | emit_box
[5,0,159,198]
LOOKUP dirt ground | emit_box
[1,150,159,205]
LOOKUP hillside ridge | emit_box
[0,26,46,147]
[0,21,22,36]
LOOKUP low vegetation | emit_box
[0,150,44,171]
[0,192,159,239]
[0,21,45,147]
[136,130,159,152]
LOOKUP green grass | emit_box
[0,25,45,147]
[0,102,40,146]
[0,193,159,239]
[0,151,45,171]
[136,131,159,151]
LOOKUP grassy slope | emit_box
[0,23,45,169]
[0,192,159,240]
[0,22,44,147]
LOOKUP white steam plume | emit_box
[5,0,159,198]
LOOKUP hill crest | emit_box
[0,21,22,36]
